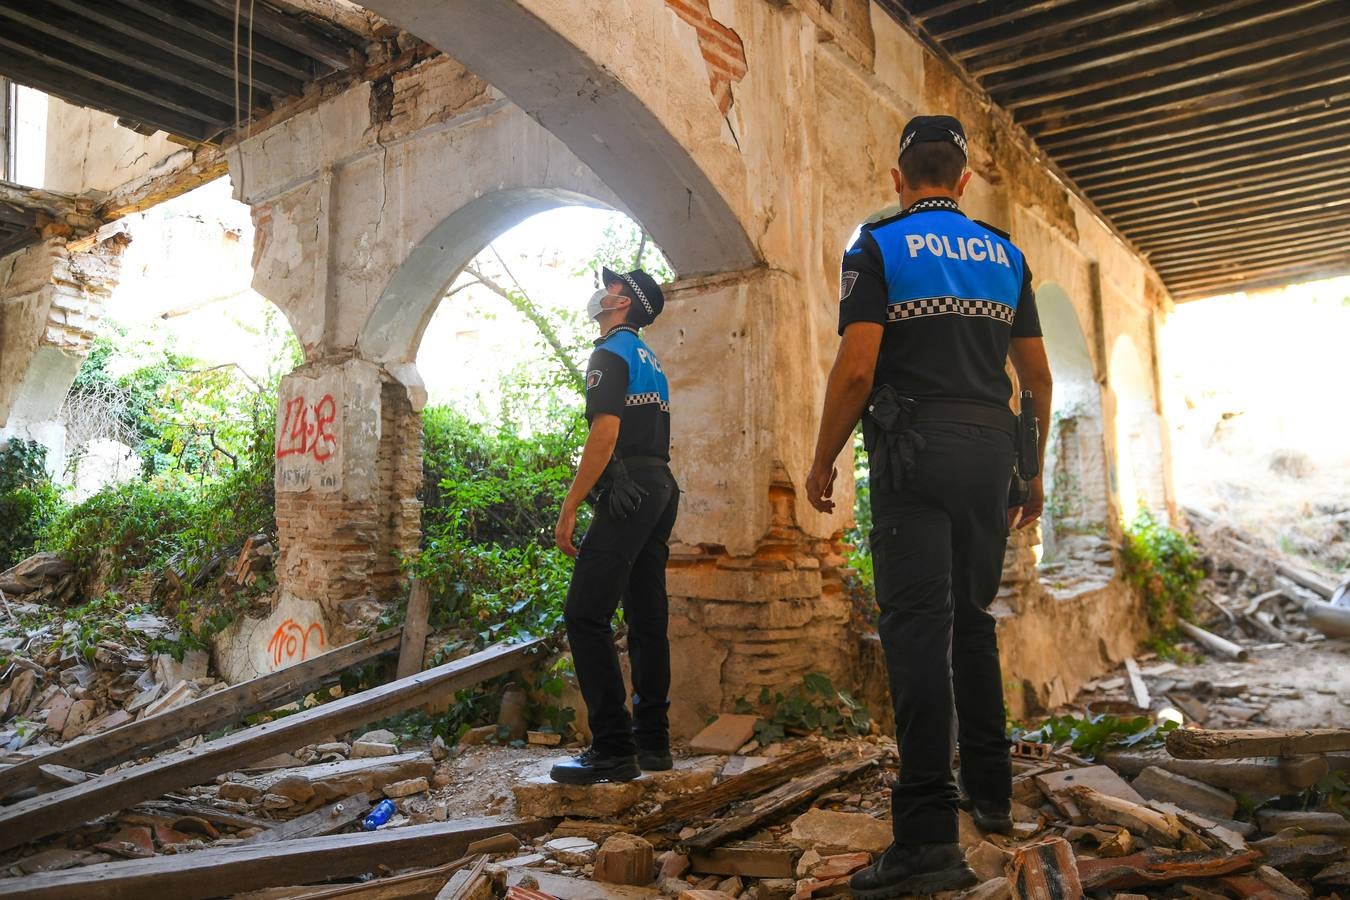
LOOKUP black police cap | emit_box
[899,115,968,160]
[602,266,665,326]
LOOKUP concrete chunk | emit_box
[787,809,890,854]
[689,715,759,755]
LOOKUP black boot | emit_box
[549,747,640,785]
[637,746,673,771]
[958,771,1013,835]
[849,843,977,899]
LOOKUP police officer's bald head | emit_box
[896,115,969,191]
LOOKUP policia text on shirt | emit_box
[806,116,1053,900]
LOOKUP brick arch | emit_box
[359,0,758,277]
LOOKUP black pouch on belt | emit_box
[589,456,649,520]
[863,384,924,494]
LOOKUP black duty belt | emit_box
[620,455,670,470]
[911,399,1016,435]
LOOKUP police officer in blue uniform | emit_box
[805,116,1053,897]
[551,267,680,785]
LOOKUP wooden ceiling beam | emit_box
[0,44,214,139]
[1095,147,1349,210]
[1124,193,1350,242]
[0,0,245,110]
[954,0,1176,64]
[1169,258,1350,299]
[116,0,316,81]
[1068,114,1350,187]
[1018,43,1350,132]
[1033,77,1350,151]
[195,0,356,71]
[995,8,1342,112]
[978,0,1323,88]
[45,0,303,99]
[1164,249,1350,295]
[1140,208,1350,254]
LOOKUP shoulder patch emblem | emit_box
[840,270,859,301]
[586,369,603,389]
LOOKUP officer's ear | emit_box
[890,167,903,196]
[954,169,973,198]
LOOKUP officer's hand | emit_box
[805,463,838,514]
[1011,477,1044,530]
[555,503,579,557]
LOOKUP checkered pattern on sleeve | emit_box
[886,296,1016,325]
[625,392,670,412]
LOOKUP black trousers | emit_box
[869,421,1014,845]
[563,466,679,756]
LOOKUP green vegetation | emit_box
[1120,508,1205,655]
[0,439,63,570]
[1014,712,1176,759]
[736,672,872,745]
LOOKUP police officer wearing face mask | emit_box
[551,267,680,785]
[805,116,1053,897]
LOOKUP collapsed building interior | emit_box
[0,1,1346,897]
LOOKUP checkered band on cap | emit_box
[886,296,1015,325]
[625,392,670,412]
[900,129,967,157]
[620,273,655,319]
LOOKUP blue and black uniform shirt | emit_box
[584,324,671,461]
[839,197,1042,411]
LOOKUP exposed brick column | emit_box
[272,358,422,642]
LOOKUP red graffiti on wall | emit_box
[267,618,326,667]
[276,394,338,461]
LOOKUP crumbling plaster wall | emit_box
[0,235,128,475]
[222,0,1171,726]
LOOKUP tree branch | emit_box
[463,262,584,392]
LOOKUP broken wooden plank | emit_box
[1008,837,1082,900]
[1065,786,1183,845]
[0,819,545,900]
[1100,748,1327,795]
[0,628,404,801]
[1166,727,1350,760]
[270,854,475,899]
[681,749,882,851]
[1035,765,1143,822]
[1077,848,1261,891]
[1124,658,1150,709]
[633,746,826,831]
[438,854,493,900]
[240,793,373,845]
[397,580,431,681]
[0,637,542,853]
[688,842,799,878]
[1176,620,1249,661]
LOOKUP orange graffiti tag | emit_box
[267,618,326,667]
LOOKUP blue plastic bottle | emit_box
[362,799,396,830]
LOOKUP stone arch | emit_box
[359,187,616,365]
[1036,284,1109,561]
[360,0,758,278]
[1109,334,1168,521]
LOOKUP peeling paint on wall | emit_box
[665,0,748,115]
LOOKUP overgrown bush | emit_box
[736,673,872,744]
[0,439,63,570]
[1120,508,1204,645]
[411,405,584,644]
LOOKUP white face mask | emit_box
[588,288,614,321]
